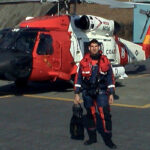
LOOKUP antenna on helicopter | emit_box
[45,0,71,16]
[61,0,77,15]
[69,0,81,15]
[57,0,70,15]
[64,0,70,15]
[73,0,77,15]
[58,0,60,15]
[55,0,78,16]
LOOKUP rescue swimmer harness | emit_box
[79,52,111,96]
[80,51,110,78]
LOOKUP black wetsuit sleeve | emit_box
[107,64,115,95]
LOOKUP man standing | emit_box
[74,39,117,149]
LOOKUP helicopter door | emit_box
[30,32,56,80]
[51,40,61,71]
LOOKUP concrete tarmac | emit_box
[0,62,150,150]
[0,96,150,150]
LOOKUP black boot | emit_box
[105,139,117,149]
[84,129,97,145]
[103,133,117,149]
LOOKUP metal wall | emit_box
[133,4,150,43]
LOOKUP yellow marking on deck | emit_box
[24,94,83,102]
[0,95,13,99]
[111,103,145,109]
[142,104,150,109]
[24,94,150,109]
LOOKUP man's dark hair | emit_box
[89,39,99,46]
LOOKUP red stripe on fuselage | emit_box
[115,36,128,65]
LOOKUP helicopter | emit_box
[0,0,149,87]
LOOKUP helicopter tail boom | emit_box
[142,25,150,59]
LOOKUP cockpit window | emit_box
[16,32,37,53]
[37,34,53,55]
[0,30,16,50]
[0,29,37,53]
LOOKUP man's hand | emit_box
[74,94,80,104]
[109,94,114,105]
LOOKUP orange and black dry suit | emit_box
[74,51,115,141]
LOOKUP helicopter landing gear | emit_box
[15,79,28,88]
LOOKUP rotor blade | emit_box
[0,0,40,4]
[132,0,150,2]
[0,0,58,5]
[140,16,150,39]
[81,0,134,8]
[46,0,58,2]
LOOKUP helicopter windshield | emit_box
[0,29,37,53]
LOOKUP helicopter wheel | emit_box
[15,79,28,88]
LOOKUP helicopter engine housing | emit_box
[74,15,120,36]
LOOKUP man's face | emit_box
[88,42,100,55]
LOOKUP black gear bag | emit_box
[70,104,84,140]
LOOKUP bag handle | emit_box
[73,103,82,108]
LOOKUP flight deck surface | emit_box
[0,60,150,150]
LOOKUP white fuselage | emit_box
[68,14,146,78]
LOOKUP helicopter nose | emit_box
[0,51,32,81]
